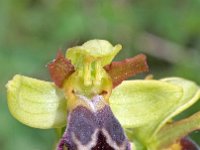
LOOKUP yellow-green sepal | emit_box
[149,78,200,149]
[6,75,67,129]
[110,79,183,128]
[110,77,200,148]
[155,77,200,133]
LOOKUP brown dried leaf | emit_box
[104,54,149,88]
[48,50,75,87]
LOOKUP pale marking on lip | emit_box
[72,129,99,150]
[76,94,95,111]
[76,95,106,112]
[102,128,127,150]
[72,128,127,150]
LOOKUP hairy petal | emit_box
[104,54,149,87]
[48,50,75,87]
[6,75,67,129]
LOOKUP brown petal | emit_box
[48,50,75,88]
[104,54,149,88]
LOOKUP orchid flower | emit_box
[6,39,200,150]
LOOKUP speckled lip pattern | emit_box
[57,105,130,150]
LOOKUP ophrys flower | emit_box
[6,40,200,150]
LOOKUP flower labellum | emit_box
[57,95,130,150]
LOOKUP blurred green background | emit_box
[0,0,200,149]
